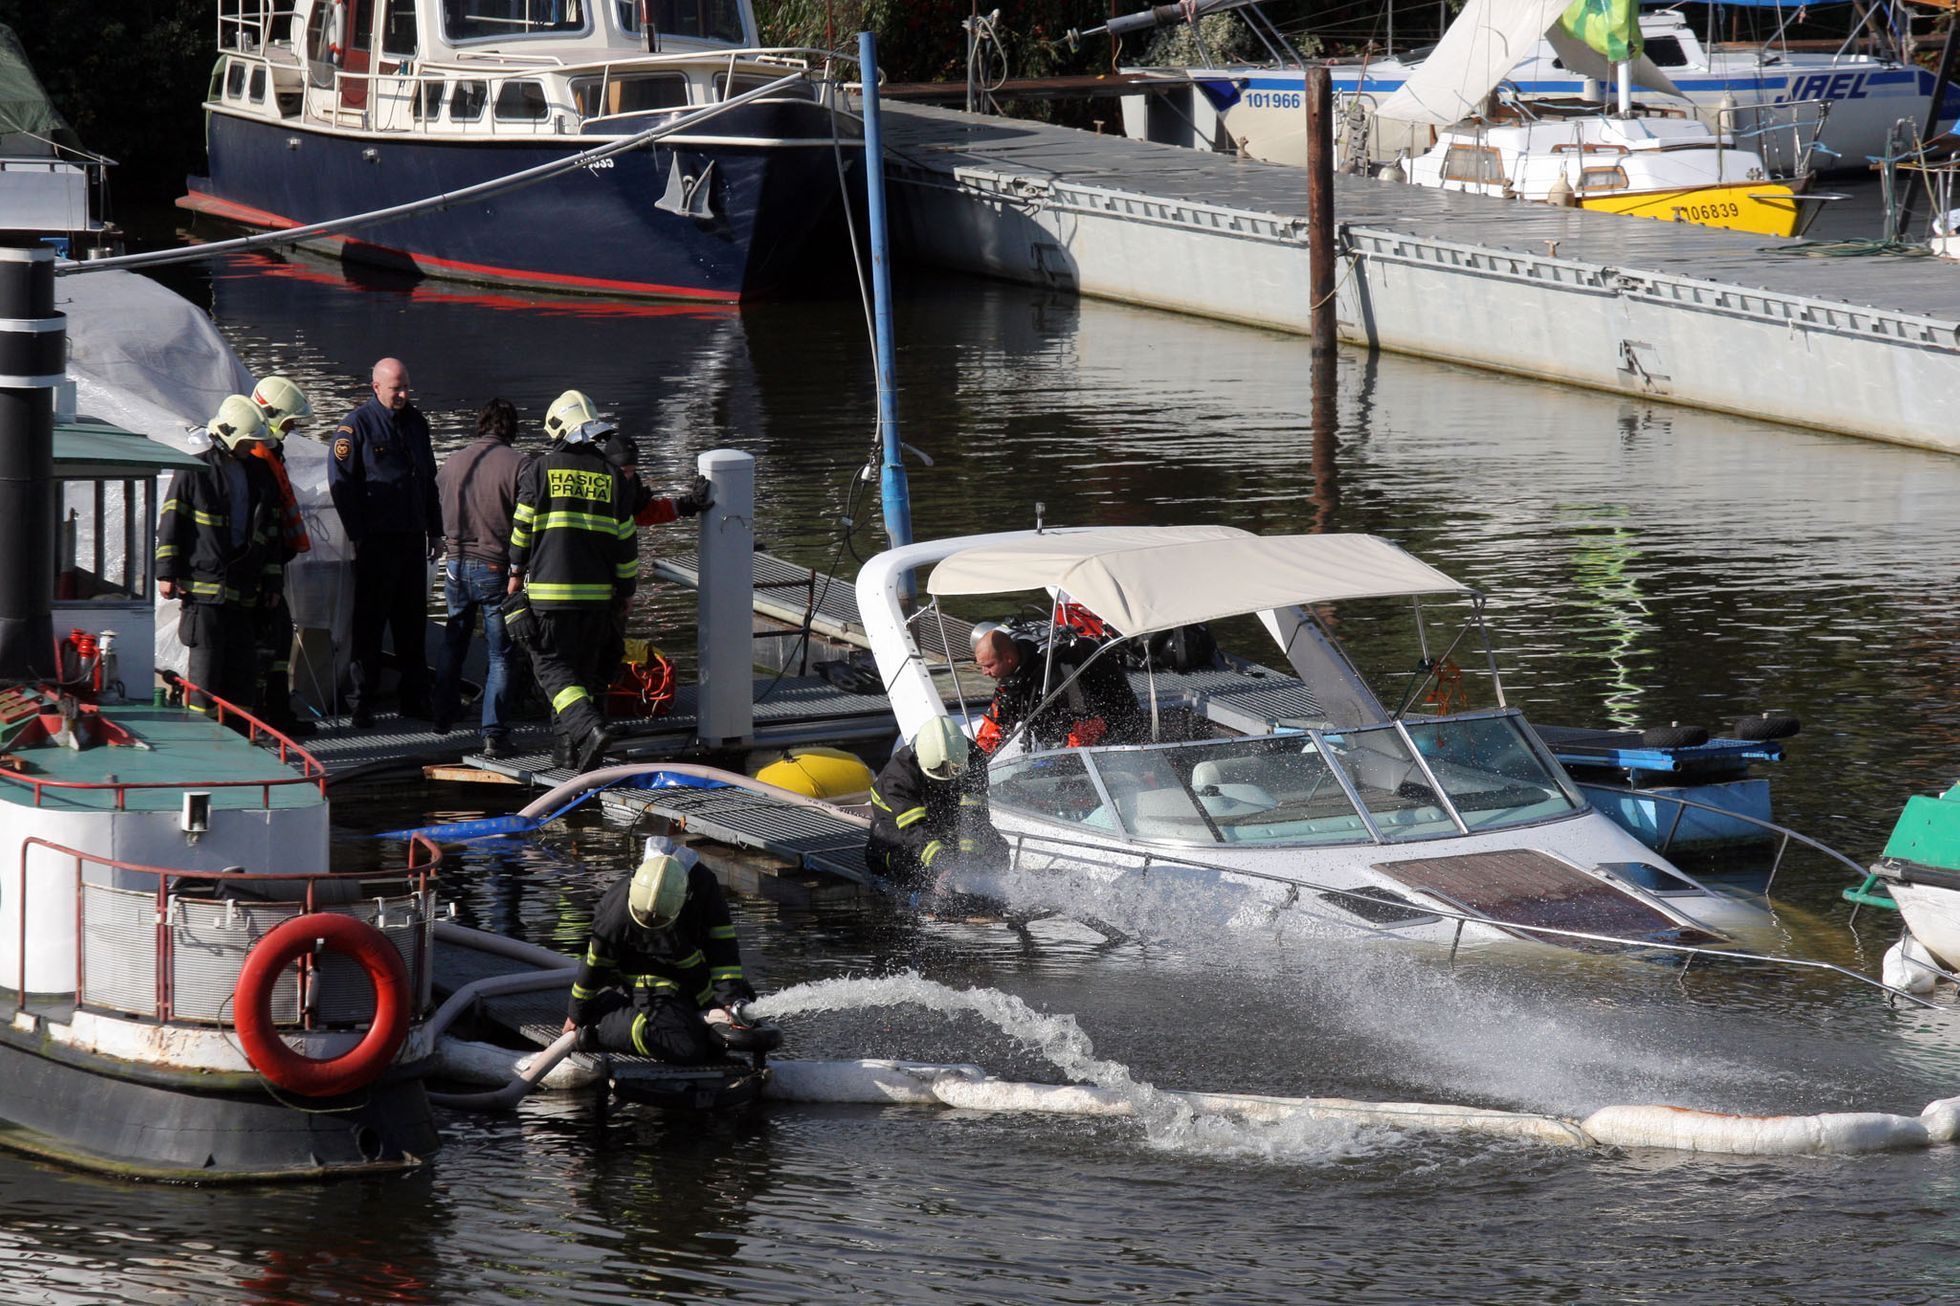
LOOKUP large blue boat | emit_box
[182,1,863,301]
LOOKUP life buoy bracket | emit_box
[234,912,411,1097]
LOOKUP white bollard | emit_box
[695,449,755,746]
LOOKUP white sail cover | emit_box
[927,529,1467,636]
[1376,0,1681,125]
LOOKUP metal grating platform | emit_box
[654,552,975,663]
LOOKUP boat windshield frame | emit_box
[989,707,1590,852]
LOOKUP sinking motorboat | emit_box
[858,525,1778,955]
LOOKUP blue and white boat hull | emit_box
[184,100,859,301]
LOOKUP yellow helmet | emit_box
[914,716,970,782]
[208,394,270,451]
[250,375,312,437]
[544,388,616,445]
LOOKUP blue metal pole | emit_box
[858,30,912,552]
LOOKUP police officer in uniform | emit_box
[246,375,314,733]
[507,389,638,773]
[156,397,292,720]
[328,357,441,728]
[866,717,1009,885]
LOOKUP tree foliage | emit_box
[1,0,211,200]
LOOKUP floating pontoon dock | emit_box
[880,102,1960,455]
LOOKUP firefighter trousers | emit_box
[528,605,616,750]
[179,601,258,720]
[583,989,718,1064]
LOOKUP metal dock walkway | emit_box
[881,102,1960,454]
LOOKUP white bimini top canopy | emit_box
[926,528,1469,637]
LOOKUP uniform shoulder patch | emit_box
[333,436,353,462]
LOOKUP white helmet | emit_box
[208,394,269,451]
[544,388,617,446]
[250,375,312,437]
[628,849,689,930]
[914,716,970,782]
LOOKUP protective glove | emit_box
[426,534,442,562]
[674,476,715,517]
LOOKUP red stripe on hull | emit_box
[177,189,744,303]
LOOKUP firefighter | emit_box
[972,627,1144,754]
[246,375,314,733]
[562,838,773,1065]
[866,717,1008,885]
[156,396,293,720]
[507,389,637,773]
[599,431,715,527]
[328,357,441,728]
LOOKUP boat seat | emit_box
[1114,788,1212,840]
[1195,782,1279,818]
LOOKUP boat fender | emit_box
[751,747,873,802]
[1732,711,1800,742]
[1881,934,1940,995]
[1639,723,1709,749]
[234,913,411,1097]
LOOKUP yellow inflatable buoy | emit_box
[751,747,874,802]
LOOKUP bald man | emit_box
[329,357,441,727]
[973,627,1144,754]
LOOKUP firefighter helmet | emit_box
[544,388,617,445]
[208,394,270,451]
[628,847,690,931]
[250,375,312,436]
[914,716,970,782]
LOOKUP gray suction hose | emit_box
[427,1028,583,1112]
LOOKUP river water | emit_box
[4,240,1958,1302]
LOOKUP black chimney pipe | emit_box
[0,247,63,681]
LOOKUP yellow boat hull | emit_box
[1578,182,1802,238]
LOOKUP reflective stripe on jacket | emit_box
[509,445,638,609]
[567,862,755,1025]
[156,448,292,607]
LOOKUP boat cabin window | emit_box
[452,79,489,120]
[248,65,268,103]
[713,72,815,102]
[494,80,550,120]
[415,79,447,119]
[644,0,747,44]
[225,59,248,100]
[444,0,592,42]
[1643,36,1687,68]
[381,0,419,58]
[1441,145,1504,185]
[571,72,690,118]
[1578,165,1628,191]
[57,479,153,603]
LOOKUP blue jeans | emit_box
[436,558,513,740]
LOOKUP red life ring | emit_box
[234,912,410,1097]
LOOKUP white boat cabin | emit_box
[209,1,827,138]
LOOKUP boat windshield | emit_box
[445,1,593,43]
[990,711,1581,848]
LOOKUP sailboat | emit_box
[1380,0,1827,237]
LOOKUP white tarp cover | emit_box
[927,529,1467,636]
[1376,0,1680,126]
[59,268,356,688]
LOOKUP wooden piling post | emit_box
[1305,64,1337,356]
